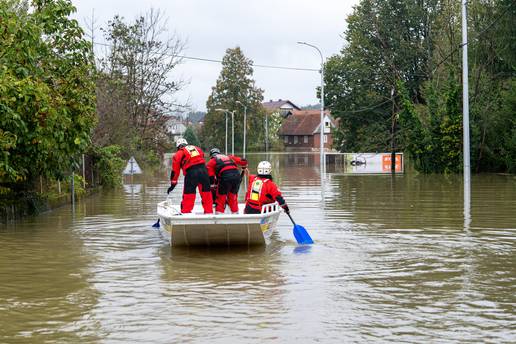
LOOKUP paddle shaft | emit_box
[286,212,296,226]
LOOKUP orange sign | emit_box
[382,154,403,172]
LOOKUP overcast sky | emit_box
[72,0,359,112]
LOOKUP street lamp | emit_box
[297,41,325,174]
[236,100,247,158]
[231,110,235,155]
[215,108,235,155]
[215,108,229,154]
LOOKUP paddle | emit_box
[152,184,177,228]
[286,212,314,244]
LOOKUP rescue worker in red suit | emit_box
[168,138,213,214]
[244,161,289,215]
[206,148,248,214]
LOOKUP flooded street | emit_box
[1,153,515,343]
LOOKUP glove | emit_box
[281,204,290,214]
[167,182,177,194]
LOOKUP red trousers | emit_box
[181,164,213,214]
[214,170,241,213]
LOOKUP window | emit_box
[324,134,328,143]
[325,121,330,127]
[303,135,308,143]
[294,136,298,144]
[284,136,288,144]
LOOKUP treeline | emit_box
[1,0,186,203]
[1,0,98,195]
[325,0,515,173]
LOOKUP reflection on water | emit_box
[1,153,515,343]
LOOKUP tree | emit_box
[326,0,515,173]
[325,0,440,153]
[183,126,201,147]
[397,0,516,173]
[0,0,96,190]
[96,9,186,155]
[202,47,265,152]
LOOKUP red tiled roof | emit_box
[278,110,333,135]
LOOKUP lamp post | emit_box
[231,110,235,156]
[297,41,325,174]
[265,113,269,154]
[236,100,247,158]
[215,108,229,154]
[462,0,471,230]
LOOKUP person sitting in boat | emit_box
[168,138,213,214]
[244,161,289,215]
[206,148,248,214]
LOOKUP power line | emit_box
[431,5,511,73]
[341,99,392,114]
[92,41,319,72]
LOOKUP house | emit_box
[262,99,300,117]
[278,110,336,151]
[165,115,187,141]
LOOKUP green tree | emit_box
[202,47,265,152]
[325,0,439,153]
[183,126,201,147]
[400,0,516,173]
[326,0,515,173]
[0,0,96,190]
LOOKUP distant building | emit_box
[278,110,337,151]
[262,99,300,118]
[165,115,187,141]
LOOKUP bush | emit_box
[90,145,125,188]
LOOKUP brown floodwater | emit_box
[1,153,515,343]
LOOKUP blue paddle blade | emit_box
[152,218,160,228]
[293,224,314,244]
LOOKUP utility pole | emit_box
[390,88,396,173]
[462,0,470,185]
[462,0,471,229]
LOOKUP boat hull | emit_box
[157,202,280,247]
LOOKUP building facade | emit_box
[278,110,336,151]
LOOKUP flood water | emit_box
[1,153,515,343]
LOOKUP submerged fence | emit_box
[1,154,102,223]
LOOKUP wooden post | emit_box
[71,172,75,207]
[82,154,86,188]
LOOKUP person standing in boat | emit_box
[206,148,248,214]
[168,138,213,214]
[244,161,289,215]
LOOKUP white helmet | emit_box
[175,137,188,148]
[257,161,272,175]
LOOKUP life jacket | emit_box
[214,154,237,176]
[180,145,204,170]
[247,176,270,209]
